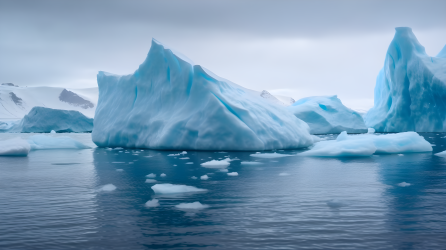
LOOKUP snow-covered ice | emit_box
[8,107,94,133]
[99,184,116,192]
[288,96,367,134]
[227,172,238,176]
[151,184,206,194]
[92,38,313,151]
[0,138,30,156]
[301,131,432,157]
[200,158,231,168]
[175,202,209,210]
[250,152,293,158]
[145,199,160,207]
[365,27,446,132]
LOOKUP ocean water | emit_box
[1,133,446,250]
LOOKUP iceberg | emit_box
[92,39,313,150]
[9,107,94,133]
[287,96,367,134]
[365,27,446,132]
[0,138,30,156]
[27,135,91,150]
[301,131,432,157]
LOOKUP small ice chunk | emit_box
[279,172,290,176]
[200,158,231,168]
[151,183,206,194]
[175,201,209,210]
[368,128,375,134]
[250,152,293,158]
[145,199,159,207]
[227,172,238,176]
[50,130,56,134]
[200,175,209,180]
[160,173,166,177]
[146,173,156,178]
[180,151,187,155]
[397,182,411,187]
[145,179,157,183]
[168,153,180,156]
[116,169,124,172]
[99,184,116,192]
[173,164,177,166]
[186,162,194,164]
[219,169,229,172]
[241,161,263,165]
[179,157,190,160]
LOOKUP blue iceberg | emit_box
[287,96,367,134]
[365,27,446,132]
[9,106,93,133]
[92,39,313,150]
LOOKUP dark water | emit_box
[1,133,446,250]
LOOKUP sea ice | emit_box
[0,138,30,156]
[27,135,90,150]
[200,158,231,168]
[99,184,116,192]
[92,39,313,150]
[301,131,432,157]
[365,27,446,132]
[250,152,293,158]
[175,201,209,210]
[145,199,160,207]
[151,184,206,194]
[288,95,367,134]
[227,172,238,176]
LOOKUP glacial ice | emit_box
[151,183,207,194]
[92,39,313,150]
[301,131,432,157]
[0,138,31,156]
[365,27,446,132]
[27,135,91,150]
[288,96,367,134]
[9,107,93,133]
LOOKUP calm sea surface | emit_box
[1,133,446,250]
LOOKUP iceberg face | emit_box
[365,27,446,132]
[301,131,432,157]
[92,39,313,150]
[287,96,367,134]
[8,107,94,133]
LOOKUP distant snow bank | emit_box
[301,131,432,157]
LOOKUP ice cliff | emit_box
[92,39,314,150]
[287,96,367,134]
[365,27,446,132]
[9,107,94,133]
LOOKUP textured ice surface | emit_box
[92,39,313,150]
[151,183,206,194]
[8,107,93,133]
[288,96,367,134]
[27,135,91,150]
[0,138,30,156]
[301,131,432,157]
[175,202,209,210]
[365,27,446,132]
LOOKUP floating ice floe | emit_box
[250,152,294,158]
[151,184,206,194]
[160,173,166,177]
[99,184,116,192]
[434,150,446,157]
[200,175,209,180]
[227,172,238,176]
[0,138,31,156]
[301,131,432,157]
[146,173,156,178]
[200,158,231,168]
[145,199,160,207]
[175,202,209,210]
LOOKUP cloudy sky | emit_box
[1,0,445,110]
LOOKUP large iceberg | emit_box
[9,106,93,133]
[365,27,446,132]
[92,39,314,150]
[301,131,432,157]
[287,96,367,134]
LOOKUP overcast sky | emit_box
[1,0,445,110]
